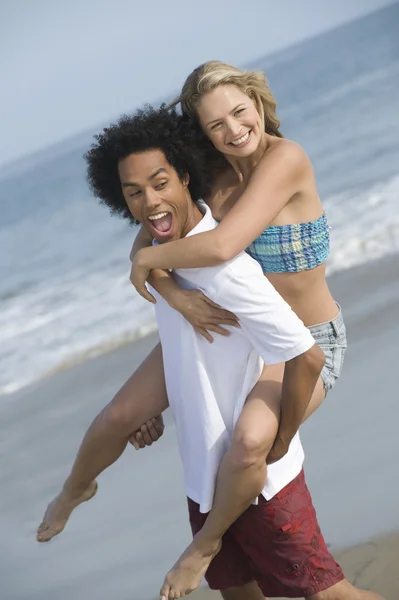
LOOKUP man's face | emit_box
[119,149,196,243]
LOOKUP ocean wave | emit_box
[0,321,158,397]
[0,259,156,397]
[325,174,399,274]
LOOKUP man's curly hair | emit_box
[85,105,214,225]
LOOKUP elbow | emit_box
[304,343,325,378]
[212,234,237,264]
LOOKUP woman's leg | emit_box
[160,365,326,599]
[37,342,168,542]
[196,363,326,542]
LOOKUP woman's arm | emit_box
[130,224,153,261]
[130,225,186,306]
[129,227,240,342]
[134,142,309,282]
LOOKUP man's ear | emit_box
[183,173,190,188]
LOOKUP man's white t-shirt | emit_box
[150,205,315,513]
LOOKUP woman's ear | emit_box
[183,174,190,188]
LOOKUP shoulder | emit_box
[221,252,273,290]
[257,138,312,181]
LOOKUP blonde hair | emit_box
[168,60,283,138]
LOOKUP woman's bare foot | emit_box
[36,480,98,542]
[159,534,222,600]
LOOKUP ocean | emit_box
[1,3,399,397]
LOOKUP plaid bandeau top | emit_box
[245,213,330,273]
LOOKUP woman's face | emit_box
[196,84,263,158]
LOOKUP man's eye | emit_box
[129,190,141,198]
[155,181,167,190]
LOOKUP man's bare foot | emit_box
[36,480,98,542]
[159,534,222,600]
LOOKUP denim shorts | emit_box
[307,305,347,395]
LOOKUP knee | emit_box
[230,429,270,470]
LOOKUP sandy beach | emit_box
[1,254,399,599]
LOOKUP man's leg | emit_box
[160,363,326,599]
[221,470,385,600]
[172,498,262,600]
[159,372,280,600]
[308,579,386,599]
[37,343,168,542]
[220,582,266,600]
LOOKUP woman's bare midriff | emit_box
[266,264,338,327]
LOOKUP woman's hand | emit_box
[130,250,156,303]
[171,288,240,343]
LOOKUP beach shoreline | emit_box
[4,249,398,403]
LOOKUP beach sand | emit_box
[1,254,398,599]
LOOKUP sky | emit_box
[0,0,395,167]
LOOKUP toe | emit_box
[37,525,59,542]
[36,525,50,540]
[37,522,47,534]
[169,587,179,600]
[159,582,169,600]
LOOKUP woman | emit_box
[38,62,347,600]
[130,61,346,459]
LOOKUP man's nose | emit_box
[144,188,162,211]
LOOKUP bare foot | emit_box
[36,480,98,542]
[159,534,222,600]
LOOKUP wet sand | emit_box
[1,254,398,599]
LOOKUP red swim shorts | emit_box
[187,469,344,598]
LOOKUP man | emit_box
[38,107,384,600]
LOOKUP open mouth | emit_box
[147,211,173,238]
[229,130,251,148]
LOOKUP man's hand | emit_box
[129,415,165,450]
[266,434,290,465]
[171,289,240,343]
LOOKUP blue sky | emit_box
[0,0,395,166]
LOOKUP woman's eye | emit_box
[234,108,245,116]
[129,190,141,198]
[211,122,222,130]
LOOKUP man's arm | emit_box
[215,258,324,454]
[269,344,324,462]
[130,228,239,343]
